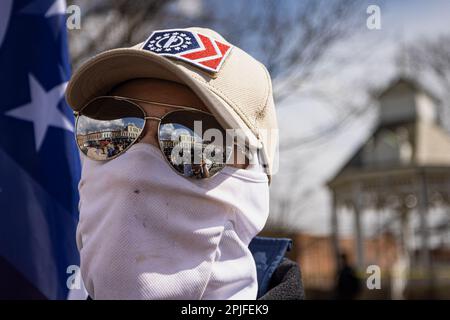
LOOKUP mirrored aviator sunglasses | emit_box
[75,96,235,179]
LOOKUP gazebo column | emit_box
[352,183,365,271]
[418,170,434,295]
[330,190,341,270]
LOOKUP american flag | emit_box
[0,0,80,299]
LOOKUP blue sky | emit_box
[384,0,450,39]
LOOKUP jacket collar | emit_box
[248,236,292,298]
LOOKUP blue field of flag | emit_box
[0,0,80,299]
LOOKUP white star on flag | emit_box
[5,74,73,152]
[45,0,66,17]
[20,0,67,17]
[0,0,13,49]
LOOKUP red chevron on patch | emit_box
[143,29,233,73]
[180,33,232,73]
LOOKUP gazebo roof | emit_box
[329,77,450,188]
[371,76,441,105]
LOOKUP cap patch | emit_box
[142,29,232,73]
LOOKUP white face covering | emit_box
[76,142,269,300]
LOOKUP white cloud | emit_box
[77,117,126,134]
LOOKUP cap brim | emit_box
[66,48,260,149]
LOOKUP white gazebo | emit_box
[328,78,450,297]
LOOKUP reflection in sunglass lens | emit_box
[76,98,145,160]
[159,110,232,179]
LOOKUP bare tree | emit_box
[401,34,450,90]
[69,0,366,99]
[164,0,366,102]
[400,34,450,131]
[67,0,174,68]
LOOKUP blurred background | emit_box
[2,0,450,300]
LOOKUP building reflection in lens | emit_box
[160,131,226,179]
[77,122,142,160]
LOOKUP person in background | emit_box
[335,253,362,300]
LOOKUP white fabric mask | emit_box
[76,142,269,300]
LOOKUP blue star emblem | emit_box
[143,30,200,55]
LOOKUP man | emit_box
[335,253,361,300]
[66,27,302,299]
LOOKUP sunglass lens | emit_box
[159,110,232,179]
[76,98,145,160]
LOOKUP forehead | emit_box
[110,78,210,113]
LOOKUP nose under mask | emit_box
[76,142,270,299]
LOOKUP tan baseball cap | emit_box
[66,27,279,176]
